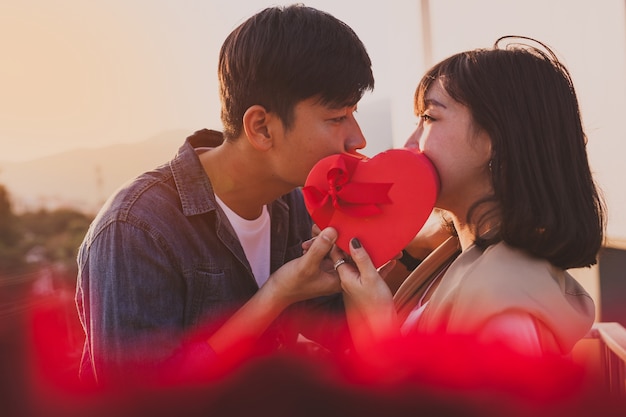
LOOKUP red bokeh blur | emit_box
[2,268,625,417]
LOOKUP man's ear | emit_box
[243,105,273,152]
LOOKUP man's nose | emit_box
[344,120,367,153]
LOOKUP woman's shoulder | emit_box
[431,241,594,353]
[442,240,592,325]
[457,241,585,307]
[468,241,557,284]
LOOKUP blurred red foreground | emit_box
[2,273,625,417]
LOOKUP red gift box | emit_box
[303,149,439,268]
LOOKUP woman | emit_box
[332,36,606,357]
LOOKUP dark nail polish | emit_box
[351,238,362,249]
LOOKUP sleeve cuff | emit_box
[398,249,423,271]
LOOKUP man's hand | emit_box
[207,227,341,357]
[267,227,341,307]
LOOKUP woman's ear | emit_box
[242,105,273,152]
[473,126,493,167]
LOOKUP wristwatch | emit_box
[398,249,422,271]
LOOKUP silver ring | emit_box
[333,258,347,270]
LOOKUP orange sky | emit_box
[0,1,394,163]
[0,1,224,161]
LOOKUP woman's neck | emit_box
[451,221,476,251]
[450,216,499,251]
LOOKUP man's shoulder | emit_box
[93,165,180,226]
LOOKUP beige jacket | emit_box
[402,240,595,354]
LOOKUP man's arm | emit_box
[77,221,186,383]
[206,228,341,359]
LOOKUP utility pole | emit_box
[420,0,433,69]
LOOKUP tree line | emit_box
[0,183,93,282]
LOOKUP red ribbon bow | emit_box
[303,154,393,226]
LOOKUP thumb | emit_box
[305,227,337,262]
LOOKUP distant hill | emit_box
[0,130,190,214]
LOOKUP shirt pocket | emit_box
[184,267,238,327]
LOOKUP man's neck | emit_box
[199,143,291,220]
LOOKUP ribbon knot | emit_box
[303,154,393,225]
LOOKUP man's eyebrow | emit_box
[424,98,447,109]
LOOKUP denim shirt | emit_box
[75,129,313,383]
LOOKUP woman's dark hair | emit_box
[218,4,374,139]
[414,36,606,269]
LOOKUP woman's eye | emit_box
[420,114,434,122]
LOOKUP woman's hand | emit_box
[331,238,400,350]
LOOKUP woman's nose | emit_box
[403,128,421,150]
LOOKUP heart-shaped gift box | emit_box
[303,149,439,268]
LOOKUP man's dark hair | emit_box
[218,4,374,139]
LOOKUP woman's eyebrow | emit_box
[424,98,447,109]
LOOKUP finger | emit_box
[311,224,321,237]
[348,237,377,273]
[378,259,397,280]
[305,227,337,263]
[329,244,349,263]
[301,237,315,253]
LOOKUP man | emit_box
[75,4,374,384]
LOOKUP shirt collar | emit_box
[170,129,224,217]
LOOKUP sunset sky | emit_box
[0,0,398,162]
[1,0,625,238]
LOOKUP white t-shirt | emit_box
[214,195,271,287]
